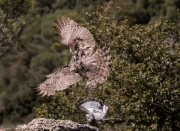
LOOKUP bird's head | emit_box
[93,105,108,121]
[103,105,108,113]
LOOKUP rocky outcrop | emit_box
[16,118,99,131]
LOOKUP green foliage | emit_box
[35,2,180,131]
[0,0,34,19]
[0,0,34,58]
[1,0,180,129]
[0,10,23,58]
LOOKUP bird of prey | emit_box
[36,17,111,96]
[77,98,108,125]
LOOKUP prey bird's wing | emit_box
[77,98,103,114]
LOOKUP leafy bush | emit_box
[0,0,34,58]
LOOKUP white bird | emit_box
[77,98,108,125]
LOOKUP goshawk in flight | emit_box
[77,98,108,126]
[36,17,111,96]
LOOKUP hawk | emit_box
[37,17,111,96]
[77,98,108,125]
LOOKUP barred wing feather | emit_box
[37,65,82,96]
[55,17,95,54]
[77,98,103,114]
[82,47,111,87]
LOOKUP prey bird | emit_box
[77,98,108,126]
[36,17,111,96]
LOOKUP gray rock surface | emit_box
[16,118,99,131]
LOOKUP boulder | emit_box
[16,118,99,131]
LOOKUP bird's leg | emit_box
[89,119,98,127]
[86,114,98,127]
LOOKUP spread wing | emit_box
[36,17,111,96]
[82,46,111,87]
[37,64,82,96]
[77,98,103,114]
[54,17,95,54]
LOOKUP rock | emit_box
[16,118,99,131]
